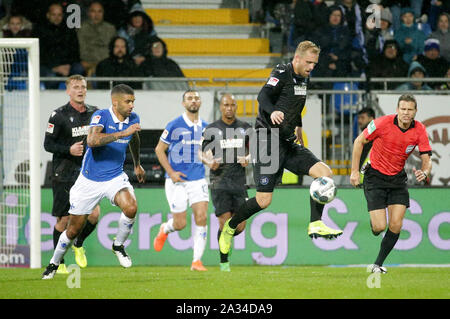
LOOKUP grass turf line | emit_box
[0,266,448,299]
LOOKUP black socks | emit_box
[374,229,400,266]
[229,197,263,229]
[310,197,325,222]
[74,220,97,248]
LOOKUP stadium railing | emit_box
[36,76,450,186]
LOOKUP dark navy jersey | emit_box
[202,118,251,190]
[44,102,98,182]
[256,62,309,142]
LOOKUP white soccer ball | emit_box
[309,176,337,204]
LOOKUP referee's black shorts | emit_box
[253,131,320,193]
[363,166,410,211]
[211,188,248,217]
[51,180,75,217]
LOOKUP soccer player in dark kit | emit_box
[200,93,252,272]
[350,94,432,274]
[219,41,343,256]
[44,75,100,272]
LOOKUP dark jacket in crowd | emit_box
[141,37,184,78]
[95,37,143,89]
[32,20,80,69]
[367,39,409,89]
[117,10,156,58]
[312,6,353,79]
[100,0,144,30]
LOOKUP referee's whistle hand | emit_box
[350,171,360,187]
[270,111,284,125]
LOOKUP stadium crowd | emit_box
[0,0,448,90]
[255,0,449,90]
[0,0,184,89]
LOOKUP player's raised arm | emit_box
[87,123,140,148]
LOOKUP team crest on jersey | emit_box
[260,176,269,185]
[405,145,416,154]
[367,120,376,134]
[91,115,101,124]
[46,123,54,134]
[267,77,279,86]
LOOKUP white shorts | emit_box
[69,172,135,215]
[165,178,209,213]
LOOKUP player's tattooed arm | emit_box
[87,124,141,148]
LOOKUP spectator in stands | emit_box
[312,5,352,83]
[381,0,424,31]
[436,66,450,90]
[396,61,432,90]
[416,38,449,89]
[1,14,32,37]
[141,37,184,78]
[100,0,143,29]
[11,0,51,24]
[95,36,143,89]
[428,0,450,31]
[291,0,316,47]
[118,10,156,66]
[365,7,395,61]
[33,3,84,88]
[368,39,409,89]
[430,13,450,62]
[77,1,116,77]
[394,7,427,63]
[335,0,365,38]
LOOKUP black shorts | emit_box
[253,131,320,192]
[211,188,248,217]
[363,167,410,211]
[51,180,74,217]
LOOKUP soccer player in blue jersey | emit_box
[154,89,209,271]
[42,84,146,279]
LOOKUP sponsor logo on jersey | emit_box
[115,138,130,144]
[108,125,117,130]
[220,138,244,149]
[367,120,376,134]
[267,77,279,86]
[46,123,54,134]
[91,115,101,124]
[405,144,416,154]
[72,125,89,137]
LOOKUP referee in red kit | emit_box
[350,94,432,274]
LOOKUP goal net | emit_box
[0,39,40,268]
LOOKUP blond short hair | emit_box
[65,74,86,87]
[295,41,321,56]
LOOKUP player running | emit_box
[154,89,209,271]
[350,94,432,274]
[219,41,343,256]
[200,93,251,272]
[42,84,146,279]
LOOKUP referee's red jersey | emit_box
[363,114,431,176]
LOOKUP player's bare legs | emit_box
[191,201,208,271]
[111,188,138,268]
[369,209,387,235]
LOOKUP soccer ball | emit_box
[309,177,337,204]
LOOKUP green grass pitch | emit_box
[0,265,448,299]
